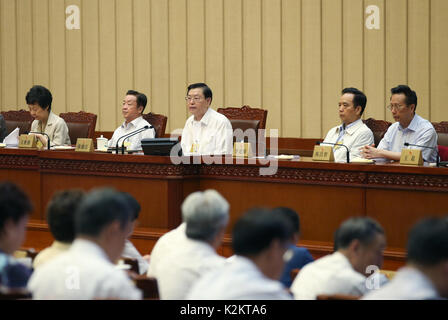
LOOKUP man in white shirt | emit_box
[361,85,438,162]
[152,190,229,299]
[187,208,293,300]
[108,90,155,151]
[322,87,374,162]
[28,188,142,300]
[364,217,448,300]
[181,83,233,155]
[290,217,387,299]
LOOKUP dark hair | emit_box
[46,189,85,243]
[25,85,53,112]
[126,90,147,113]
[187,83,213,103]
[391,85,417,112]
[342,87,367,115]
[272,207,300,237]
[75,188,133,237]
[232,208,291,256]
[120,192,141,221]
[407,217,448,266]
[334,217,384,251]
[0,182,33,233]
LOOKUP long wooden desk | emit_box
[1,147,448,270]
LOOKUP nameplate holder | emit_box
[18,134,37,149]
[75,138,94,152]
[312,145,335,162]
[400,148,423,166]
[233,142,253,158]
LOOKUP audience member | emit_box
[0,114,6,142]
[291,217,387,299]
[28,188,142,299]
[187,208,293,300]
[0,182,33,290]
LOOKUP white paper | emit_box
[3,127,19,146]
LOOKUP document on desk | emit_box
[3,127,19,146]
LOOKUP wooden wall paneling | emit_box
[98,0,117,131]
[321,0,343,136]
[301,0,322,138]
[187,0,205,85]
[262,0,282,133]
[16,0,33,110]
[1,0,17,109]
[223,0,243,107]
[281,0,301,138]
[82,0,100,130]
[168,0,187,133]
[364,0,385,121]
[385,0,407,123]
[32,0,50,88]
[430,0,448,121]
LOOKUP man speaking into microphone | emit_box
[322,87,374,162]
[361,85,438,163]
[108,90,155,151]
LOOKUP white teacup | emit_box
[97,136,108,150]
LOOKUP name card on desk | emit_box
[312,145,334,162]
[233,142,253,158]
[75,138,94,152]
[18,134,37,148]
[400,149,423,166]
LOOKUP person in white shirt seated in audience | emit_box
[152,189,229,299]
[181,83,233,156]
[33,189,85,269]
[322,87,374,162]
[364,217,448,300]
[28,188,142,300]
[108,90,155,152]
[187,208,293,300]
[290,217,387,299]
[26,85,71,147]
[120,192,149,275]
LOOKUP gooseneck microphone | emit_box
[404,142,440,167]
[116,125,152,154]
[317,141,350,163]
[28,131,51,150]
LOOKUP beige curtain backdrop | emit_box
[0,0,447,137]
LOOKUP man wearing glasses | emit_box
[361,85,438,162]
[180,83,233,156]
[322,87,374,162]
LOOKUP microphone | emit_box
[116,125,152,154]
[28,131,51,150]
[404,142,440,167]
[317,141,350,163]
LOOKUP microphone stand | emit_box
[28,131,51,150]
[318,141,350,163]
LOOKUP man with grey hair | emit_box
[291,217,387,299]
[153,189,229,299]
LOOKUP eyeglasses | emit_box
[386,104,406,111]
[185,96,204,102]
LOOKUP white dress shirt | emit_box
[290,252,368,299]
[154,237,226,300]
[122,240,149,275]
[108,116,155,151]
[377,114,438,162]
[31,111,71,146]
[363,267,441,300]
[28,239,142,300]
[323,119,374,162]
[147,223,187,277]
[187,255,292,300]
[181,108,233,155]
[33,241,71,269]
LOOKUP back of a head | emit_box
[334,217,384,251]
[120,192,141,221]
[75,188,133,238]
[232,208,291,256]
[46,189,85,243]
[272,207,300,237]
[0,182,33,232]
[181,189,229,242]
[407,217,448,266]
[25,85,53,111]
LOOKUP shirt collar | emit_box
[398,114,420,132]
[121,116,143,129]
[193,107,212,126]
[70,238,110,262]
[338,118,363,135]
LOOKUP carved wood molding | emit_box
[0,109,34,122]
[367,172,448,191]
[217,105,268,129]
[0,154,39,169]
